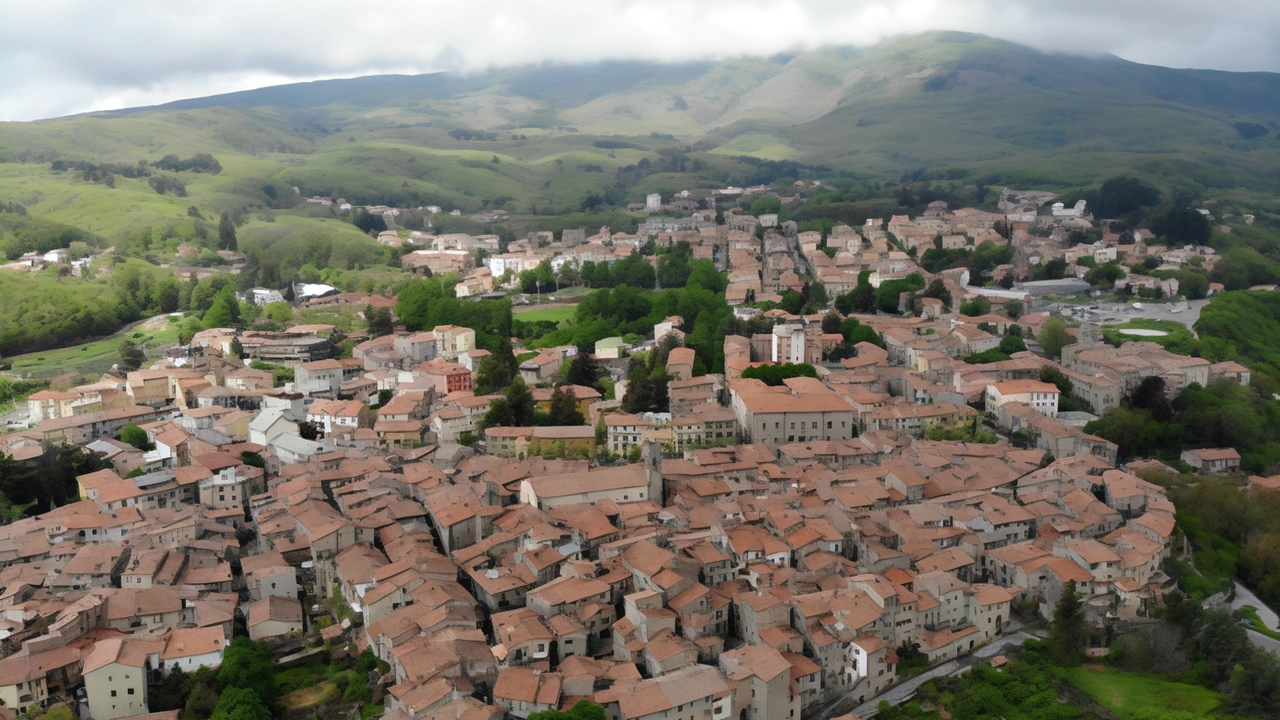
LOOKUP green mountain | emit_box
[2,31,1280,370]
[2,31,1280,240]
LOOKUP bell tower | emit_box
[641,441,664,505]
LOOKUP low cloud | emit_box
[2,0,1277,121]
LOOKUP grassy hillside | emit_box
[3,32,1280,369]
[0,32,1277,233]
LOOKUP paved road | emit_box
[1230,582,1280,655]
[817,630,1031,720]
[1232,582,1280,630]
[1056,298,1210,331]
[1246,629,1280,655]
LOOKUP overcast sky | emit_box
[2,0,1278,122]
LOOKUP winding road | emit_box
[1231,582,1280,655]
[816,627,1031,720]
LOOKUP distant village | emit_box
[0,181,1271,720]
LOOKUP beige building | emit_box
[734,391,856,449]
[247,595,304,639]
[84,637,158,720]
[985,380,1059,419]
[0,652,49,716]
[520,462,659,510]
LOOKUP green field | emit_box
[1064,667,1225,717]
[708,134,798,161]
[5,316,182,381]
[1103,318,1198,355]
[513,305,577,323]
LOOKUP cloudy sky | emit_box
[2,0,1277,122]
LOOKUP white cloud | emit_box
[1,0,1277,121]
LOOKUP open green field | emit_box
[1064,667,1225,717]
[513,305,577,323]
[708,134,798,161]
[1103,318,1198,355]
[5,315,182,381]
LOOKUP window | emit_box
[827,421,832,429]
[812,422,818,429]
[111,691,117,697]
[128,688,135,695]
[790,422,795,429]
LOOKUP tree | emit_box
[366,304,394,337]
[1152,206,1212,246]
[565,351,602,390]
[611,254,656,288]
[482,398,515,429]
[218,212,238,251]
[475,355,516,395]
[203,288,240,329]
[999,334,1027,354]
[548,387,584,426]
[1038,317,1075,359]
[182,681,220,720]
[686,259,726,293]
[822,311,844,335]
[121,424,151,450]
[209,687,271,720]
[959,296,991,316]
[1049,579,1086,665]
[1005,299,1023,320]
[217,637,279,704]
[1128,375,1172,421]
[922,278,952,311]
[0,490,37,524]
[780,290,805,315]
[803,281,829,314]
[1039,365,1074,396]
[351,209,387,235]
[656,252,691,289]
[505,378,536,426]
[740,363,818,386]
[118,338,146,372]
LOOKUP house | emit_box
[0,650,50,716]
[84,637,158,720]
[519,350,563,384]
[666,348,696,382]
[247,596,305,639]
[1180,448,1241,474]
[161,626,227,674]
[295,360,344,396]
[520,462,657,510]
[595,337,631,360]
[493,666,561,718]
[985,380,1059,419]
[734,391,856,449]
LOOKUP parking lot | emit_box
[1050,298,1209,330]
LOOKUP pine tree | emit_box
[565,351,602,390]
[1050,579,1086,665]
[549,387,583,426]
[218,212,238,251]
[118,339,146,372]
[505,378,535,426]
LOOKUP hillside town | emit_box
[0,185,1265,720]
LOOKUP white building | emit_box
[985,380,1060,419]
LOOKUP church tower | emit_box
[642,441,664,505]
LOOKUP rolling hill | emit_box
[2,31,1280,239]
[1,31,1280,371]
